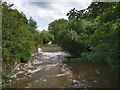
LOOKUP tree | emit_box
[28,17,37,33]
[66,8,82,19]
[2,2,44,87]
[40,30,54,44]
[48,19,67,43]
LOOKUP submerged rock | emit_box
[93,80,98,83]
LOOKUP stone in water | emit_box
[38,48,43,53]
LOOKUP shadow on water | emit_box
[6,45,118,88]
[63,58,118,88]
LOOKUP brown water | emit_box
[7,45,118,88]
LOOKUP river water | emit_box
[8,45,118,88]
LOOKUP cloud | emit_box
[3,0,92,31]
[30,2,53,9]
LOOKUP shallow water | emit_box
[7,45,118,88]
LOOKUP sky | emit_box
[3,0,92,31]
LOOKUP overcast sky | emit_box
[3,0,92,31]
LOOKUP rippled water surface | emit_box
[8,45,118,88]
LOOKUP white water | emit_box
[38,48,43,53]
[11,49,71,81]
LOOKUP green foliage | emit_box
[2,2,36,63]
[67,19,85,35]
[28,17,37,33]
[48,2,120,75]
[48,18,87,56]
[2,2,43,86]
[56,29,79,55]
[48,19,67,43]
[66,8,82,19]
[81,2,119,74]
[40,30,54,44]
[2,74,16,88]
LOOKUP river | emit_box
[7,44,118,88]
